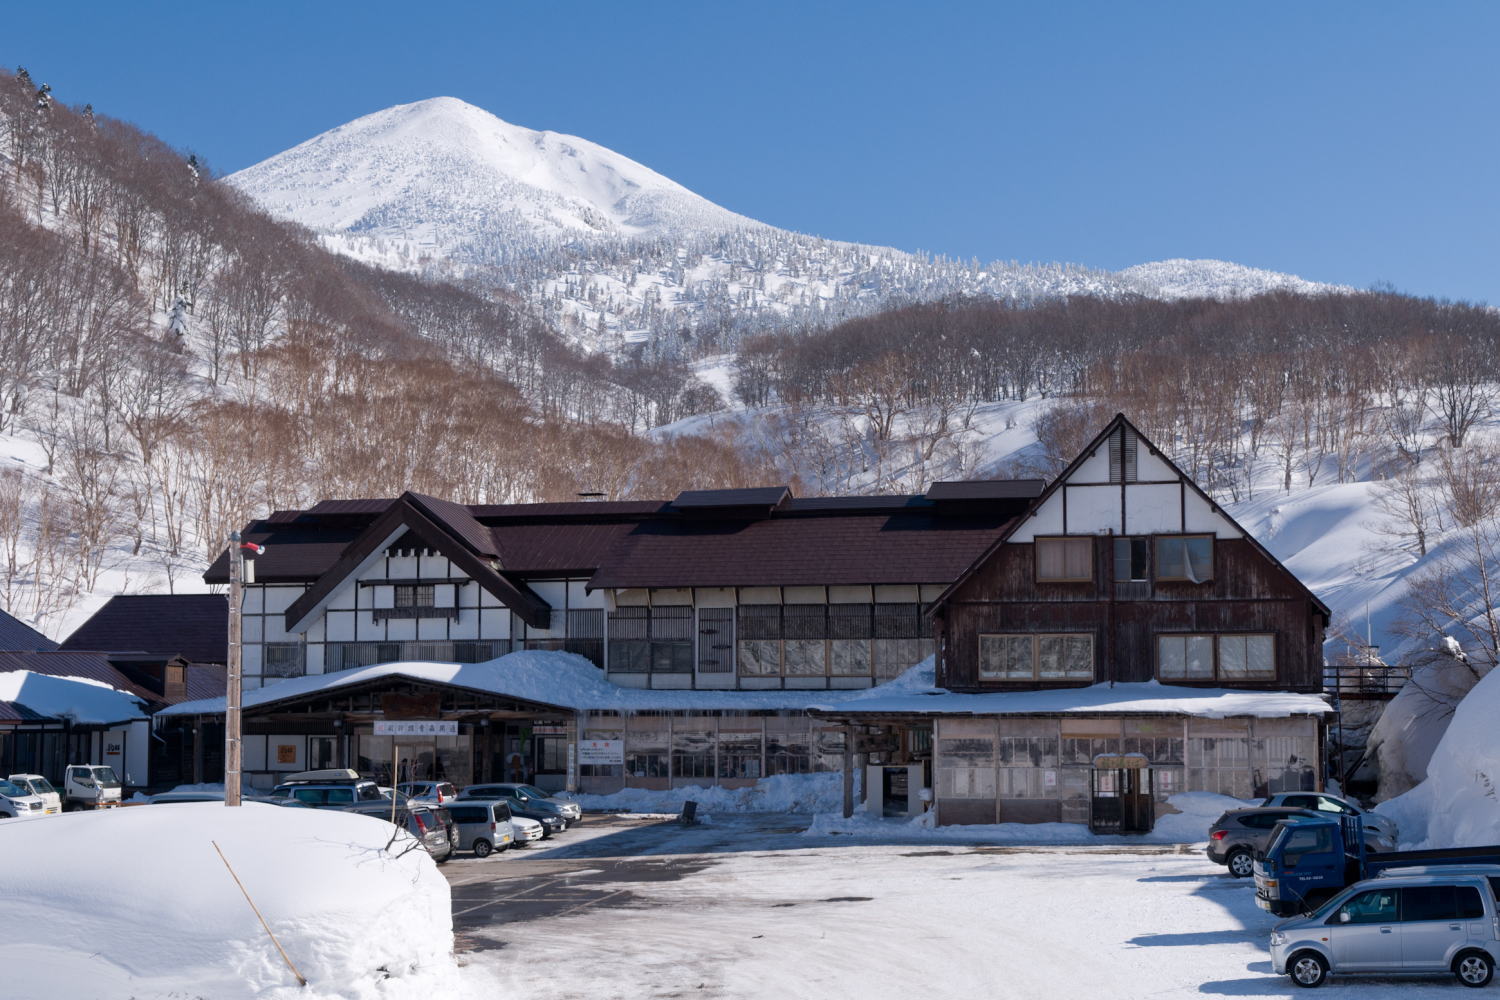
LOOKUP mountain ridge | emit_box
[230,97,1346,352]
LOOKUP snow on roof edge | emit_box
[160,652,1328,720]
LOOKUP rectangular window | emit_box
[979,634,1094,681]
[393,584,435,608]
[1154,535,1214,582]
[607,607,691,673]
[1113,537,1149,582]
[1035,537,1094,583]
[262,642,305,678]
[1158,634,1276,682]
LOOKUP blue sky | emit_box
[6,2,1497,303]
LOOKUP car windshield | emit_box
[30,778,55,795]
[519,785,550,799]
[92,767,121,787]
[1265,825,1293,857]
[357,784,383,801]
[0,779,26,797]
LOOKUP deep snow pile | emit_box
[0,803,456,999]
[574,771,844,816]
[805,791,1248,845]
[1376,662,1500,848]
[0,669,146,724]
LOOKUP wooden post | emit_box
[841,725,854,819]
[225,532,243,807]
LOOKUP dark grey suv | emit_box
[1208,807,1396,877]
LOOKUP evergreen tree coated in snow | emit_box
[186,154,200,182]
[82,103,94,127]
[167,289,192,344]
[33,81,51,113]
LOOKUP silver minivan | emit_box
[1270,873,1500,988]
[445,799,517,857]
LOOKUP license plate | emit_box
[44,808,57,814]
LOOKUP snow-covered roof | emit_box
[0,670,148,725]
[160,651,1328,720]
[808,661,1330,719]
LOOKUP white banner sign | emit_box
[373,720,458,736]
[577,739,624,765]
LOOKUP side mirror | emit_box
[1338,911,1351,923]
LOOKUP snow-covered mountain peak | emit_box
[231,96,759,245]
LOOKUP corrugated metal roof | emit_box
[60,595,227,664]
[0,699,48,722]
[781,496,929,513]
[183,664,227,702]
[306,498,396,515]
[405,492,499,558]
[925,479,1047,501]
[0,608,58,651]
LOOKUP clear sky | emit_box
[5,2,1497,303]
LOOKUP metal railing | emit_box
[1324,664,1409,698]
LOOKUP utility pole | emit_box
[225,531,243,807]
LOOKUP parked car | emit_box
[446,799,517,857]
[342,801,453,862]
[1270,872,1499,987]
[509,814,545,845]
[271,768,385,807]
[459,783,567,835]
[510,783,582,824]
[0,778,48,818]
[1208,807,1396,878]
[1260,791,1398,843]
[63,764,122,810]
[8,774,61,814]
[396,781,459,807]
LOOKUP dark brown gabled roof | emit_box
[281,492,553,632]
[588,511,1019,589]
[0,607,57,652]
[60,595,227,665]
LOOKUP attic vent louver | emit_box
[1109,428,1137,484]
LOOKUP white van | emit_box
[0,778,47,818]
[8,774,61,814]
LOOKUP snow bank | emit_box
[0,802,456,999]
[575,772,844,816]
[1376,663,1500,849]
[805,792,1251,845]
[0,669,145,724]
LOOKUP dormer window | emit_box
[1108,428,1137,483]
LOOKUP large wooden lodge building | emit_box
[164,415,1332,832]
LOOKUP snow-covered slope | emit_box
[230,98,1342,353]
[232,96,760,251]
[1119,258,1347,300]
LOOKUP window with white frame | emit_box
[1157,633,1275,681]
[978,633,1094,681]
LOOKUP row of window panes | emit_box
[1158,634,1275,681]
[978,634,1094,680]
[735,603,929,640]
[974,632,1276,683]
[1035,535,1214,584]
[737,638,932,679]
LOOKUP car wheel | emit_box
[1226,848,1255,878]
[1288,951,1328,988]
[473,839,493,858]
[1454,950,1494,988]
